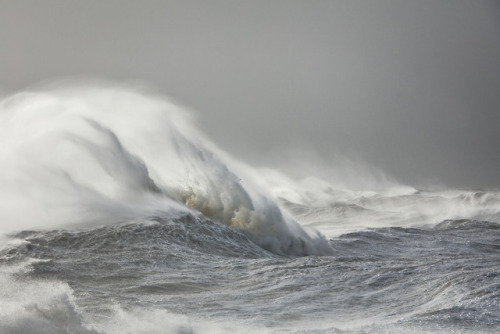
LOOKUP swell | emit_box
[1,214,276,265]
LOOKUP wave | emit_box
[1,81,499,253]
[3,215,276,262]
[0,82,331,255]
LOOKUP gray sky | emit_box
[1,0,500,188]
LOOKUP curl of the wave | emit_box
[0,81,331,256]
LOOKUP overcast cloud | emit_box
[1,0,499,188]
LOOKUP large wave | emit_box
[0,82,330,255]
[2,82,499,254]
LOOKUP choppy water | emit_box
[0,84,499,333]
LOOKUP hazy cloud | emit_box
[1,0,499,188]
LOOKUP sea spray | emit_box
[0,83,331,255]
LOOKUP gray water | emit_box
[1,211,499,333]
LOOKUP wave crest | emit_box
[0,82,331,255]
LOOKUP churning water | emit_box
[0,84,499,333]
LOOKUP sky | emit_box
[1,0,499,189]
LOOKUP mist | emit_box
[1,0,499,188]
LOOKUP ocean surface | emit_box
[1,85,499,333]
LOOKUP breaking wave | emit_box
[0,82,331,255]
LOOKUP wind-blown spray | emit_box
[0,83,331,255]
